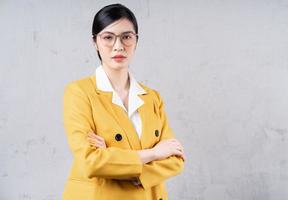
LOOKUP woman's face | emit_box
[94,18,137,71]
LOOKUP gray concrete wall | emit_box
[0,0,288,199]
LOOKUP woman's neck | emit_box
[102,64,130,93]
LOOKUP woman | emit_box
[62,3,186,200]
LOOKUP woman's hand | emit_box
[87,131,107,149]
[137,138,186,164]
[152,138,186,161]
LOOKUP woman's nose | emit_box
[113,36,124,51]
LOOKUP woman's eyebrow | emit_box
[101,30,135,34]
[121,31,135,34]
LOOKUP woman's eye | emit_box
[122,35,132,40]
[103,35,114,40]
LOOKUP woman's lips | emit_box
[112,55,126,62]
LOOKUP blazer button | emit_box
[115,133,122,141]
[155,129,159,137]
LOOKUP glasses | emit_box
[96,31,138,47]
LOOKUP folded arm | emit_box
[86,89,185,188]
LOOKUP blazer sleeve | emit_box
[63,82,143,179]
[138,90,185,189]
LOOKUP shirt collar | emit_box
[95,65,147,117]
[95,65,115,92]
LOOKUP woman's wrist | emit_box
[137,148,156,164]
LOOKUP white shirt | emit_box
[95,65,147,139]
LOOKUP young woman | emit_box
[62,4,186,200]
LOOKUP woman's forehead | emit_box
[100,18,134,34]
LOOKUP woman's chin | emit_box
[104,65,127,72]
[109,61,129,70]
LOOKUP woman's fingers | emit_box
[174,148,186,161]
[88,135,104,143]
[87,132,107,148]
[153,138,186,160]
[87,138,105,148]
[169,139,185,160]
[87,131,99,139]
[87,132,105,141]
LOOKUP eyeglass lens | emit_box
[99,32,137,47]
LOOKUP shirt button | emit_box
[155,129,159,137]
[115,133,122,141]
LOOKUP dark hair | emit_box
[92,4,138,60]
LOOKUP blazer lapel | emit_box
[90,75,143,150]
[138,93,155,149]
[111,104,142,150]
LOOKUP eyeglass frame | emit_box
[93,31,139,47]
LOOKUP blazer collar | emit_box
[89,69,154,150]
[95,65,147,117]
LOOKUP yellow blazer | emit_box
[62,75,184,200]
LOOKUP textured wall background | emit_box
[1,0,288,199]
